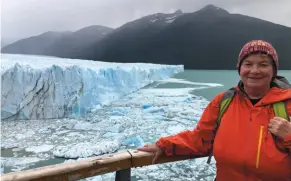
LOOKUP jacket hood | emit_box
[272,75,291,89]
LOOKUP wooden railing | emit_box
[1,150,197,181]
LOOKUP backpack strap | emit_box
[272,101,290,153]
[207,88,236,164]
[273,101,289,121]
[216,88,237,129]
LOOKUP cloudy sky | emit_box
[1,0,291,46]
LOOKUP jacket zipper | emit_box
[256,125,264,169]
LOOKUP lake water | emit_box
[1,69,290,181]
[160,70,291,101]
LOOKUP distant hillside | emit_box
[76,5,291,70]
[1,25,113,57]
[1,31,71,55]
[46,25,113,57]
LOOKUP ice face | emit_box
[1,54,183,120]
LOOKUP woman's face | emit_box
[240,54,274,89]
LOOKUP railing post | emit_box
[115,168,131,181]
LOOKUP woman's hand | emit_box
[137,144,163,164]
[268,117,291,138]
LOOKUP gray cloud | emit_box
[2,0,291,45]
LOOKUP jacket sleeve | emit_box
[156,92,224,157]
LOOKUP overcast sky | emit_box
[1,0,291,45]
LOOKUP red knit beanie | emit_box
[237,40,278,75]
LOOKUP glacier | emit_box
[1,54,183,120]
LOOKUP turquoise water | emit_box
[157,70,291,101]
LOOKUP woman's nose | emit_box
[250,66,260,73]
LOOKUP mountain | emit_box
[77,9,184,62]
[1,31,71,55]
[2,5,291,70]
[46,25,113,57]
[1,25,113,57]
[76,5,291,70]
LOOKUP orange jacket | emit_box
[156,83,291,181]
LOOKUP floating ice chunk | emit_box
[142,104,153,109]
[63,157,88,164]
[64,119,78,129]
[1,142,19,149]
[133,164,161,179]
[14,131,35,140]
[54,143,94,158]
[25,145,54,153]
[111,111,125,116]
[124,136,145,147]
[143,107,164,113]
[2,157,42,171]
[157,78,223,87]
[73,122,99,131]
[66,132,85,138]
[167,125,186,135]
[104,124,123,133]
[180,116,200,122]
[84,172,115,181]
[102,132,120,138]
[53,140,121,158]
[55,130,71,135]
[140,88,195,97]
[112,107,130,113]
[12,148,22,152]
[38,128,52,134]
[111,107,130,116]
[167,106,183,113]
[143,115,165,120]
[183,97,195,103]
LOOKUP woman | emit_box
[138,40,291,181]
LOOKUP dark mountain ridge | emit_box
[76,5,291,70]
[2,5,291,70]
[2,25,113,57]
